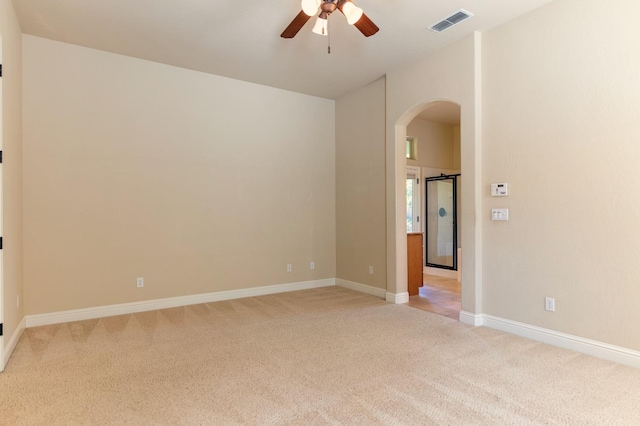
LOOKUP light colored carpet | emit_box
[1,286,639,425]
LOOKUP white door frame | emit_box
[0,36,5,370]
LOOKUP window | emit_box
[406,166,421,233]
[406,137,417,160]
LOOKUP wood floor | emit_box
[406,274,461,320]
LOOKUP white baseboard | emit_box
[386,291,409,304]
[335,279,386,299]
[459,310,483,326]
[460,311,640,369]
[423,266,457,279]
[2,316,26,372]
[26,278,336,328]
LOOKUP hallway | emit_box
[407,274,461,320]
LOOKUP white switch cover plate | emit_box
[491,183,509,196]
[491,208,509,221]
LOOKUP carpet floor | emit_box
[1,286,639,425]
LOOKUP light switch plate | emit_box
[491,183,509,196]
[491,208,509,221]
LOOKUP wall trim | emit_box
[423,266,457,279]
[335,279,386,299]
[386,291,409,304]
[25,279,336,328]
[459,310,483,326]
[1,316,26,372]
[460,311,640,369]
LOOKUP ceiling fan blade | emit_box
[354,13,379,37]
[281,11,312,38]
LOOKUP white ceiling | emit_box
[13,0,555,100]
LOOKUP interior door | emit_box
[425,175,458,270]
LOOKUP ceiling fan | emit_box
[281,0,379,39]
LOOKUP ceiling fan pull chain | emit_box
[328,16,331,54]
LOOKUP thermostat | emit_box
[491,183,508,197]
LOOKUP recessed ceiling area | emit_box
[416,102,461,126]
[13,0,556,99]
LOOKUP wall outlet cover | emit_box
[545,297,555,312]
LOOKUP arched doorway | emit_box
[404,101,462,319]
[387,97,481,324]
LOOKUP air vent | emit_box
[431,21,453,32]
[429,9,474,32]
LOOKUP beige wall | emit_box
[1,0,23,367]
[482,0,640,350]
[22,36,336,315]
[407,119,455,169]
[335,78,386,289]
[453,126,461,170]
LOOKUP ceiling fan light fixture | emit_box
[281,0,378,40]
[342,2,363,25]
[312,16,329,35]
[301,0,321,16]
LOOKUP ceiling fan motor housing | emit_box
[321,0,338,15]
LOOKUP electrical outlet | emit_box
[369,266,374,275]
[310,261,315,270]
[287,264,292,273]
[137,277,144,288]
[17,295,20,308]
[545,297,555,312]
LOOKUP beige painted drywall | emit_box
[453,126,461,170]
[407,119,455,169]
[482,0,640,350]
[0,0,23,366]
[335,77,386,289]
[22,35,336,315]
[385,33,480,309]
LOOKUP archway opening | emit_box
[403,101,462,319]
[390,98,473,321]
